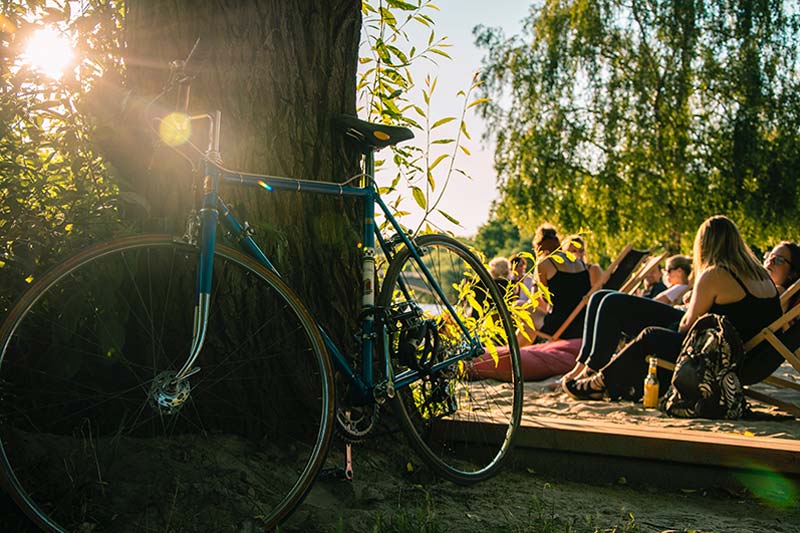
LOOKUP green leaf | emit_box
[431,116,455,129]
[387,0,418,10]
[460,120,471,140]
[429,153,448,170]
[379,7,397,26]
[467,97,490,109]
[437,209,460,225]
[411,186,427,209]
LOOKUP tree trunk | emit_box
[124,0,363,352]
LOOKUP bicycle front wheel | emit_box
[378,234,523,484]
[0,234,333,532]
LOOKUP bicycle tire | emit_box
[0,234,334,532]
[378,234,523,483]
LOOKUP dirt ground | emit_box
[2,430,799,533]
[275,431,799,533]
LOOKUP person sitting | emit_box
[471,256,512,316]
[517,225,591,346]
[562,235,603,287]
[652,255,691,305]
[509,253,534,307]
[563,215,782,401]
[637,262,667,299]
[763,241,800,307]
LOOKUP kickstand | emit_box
[318,442,354,482]
[345,443,353,481]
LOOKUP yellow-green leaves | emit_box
[412,186,427,209]
[360,1,490,234]
[432,116,455,129]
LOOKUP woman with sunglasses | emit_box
[652,255,692,305]
[764,241,800,306]
[564,215,782,401]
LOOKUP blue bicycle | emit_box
[0,49,523,531]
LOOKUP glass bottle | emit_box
[642,357,660,408]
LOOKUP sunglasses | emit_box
[764,252,790,266]
[663,266,680,273]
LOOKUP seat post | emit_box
[362,146,375,188]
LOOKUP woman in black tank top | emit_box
[565,215,781,401]
[539,264,591,339]
[517,224,592,344]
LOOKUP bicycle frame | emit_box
[178,116,484,406]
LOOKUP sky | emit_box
[371,1,532,238]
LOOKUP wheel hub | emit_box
[149,371,191,415]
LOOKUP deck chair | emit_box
[621,251,668,295]
[541,245,650,341]
[655,278,800,416]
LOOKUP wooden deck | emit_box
[515,416,800,475]
[439,415,800,479]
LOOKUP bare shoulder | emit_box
[537,258,557,280]
[694,266,724,288]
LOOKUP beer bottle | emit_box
[642,357,660,408]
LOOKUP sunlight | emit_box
[22,27,74,79]
[159,112,192,147]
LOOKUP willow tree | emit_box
[477,0,800,256]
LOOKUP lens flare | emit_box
[734,463,797,508]
[257,180,272,191]
[159,112,192,147]
[22,27,73,79]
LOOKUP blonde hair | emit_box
[692,215,769,282]
[488,256,511,279]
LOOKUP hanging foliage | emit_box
[476,0,800,256]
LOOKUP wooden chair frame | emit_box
[621,251,668,295]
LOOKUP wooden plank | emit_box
[620,251,667,295]
[436,416,800,474]
[745,388,800,417]
[761,374,800,392]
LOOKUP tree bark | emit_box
[123,0,363,351]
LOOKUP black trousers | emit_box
[578,290,684,370]
[601,326,685,399]
[601,317,800,398]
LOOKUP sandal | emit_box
[563,372,606,401]
[561,362,586,382]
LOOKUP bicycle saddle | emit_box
[334,114,414,151]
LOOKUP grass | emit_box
[347,482,645,533]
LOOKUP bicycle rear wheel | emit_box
[0,234,333,532]
[378,234,523,483]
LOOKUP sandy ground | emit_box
[517,361,800,440]
[285,435,800,533]
[2,364,798,532]
[278,364,800,533]
[278,363,800,533]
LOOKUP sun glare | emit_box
[22,27,74,79]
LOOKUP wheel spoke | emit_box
[380,234,522,482]
[0,237,333,531]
